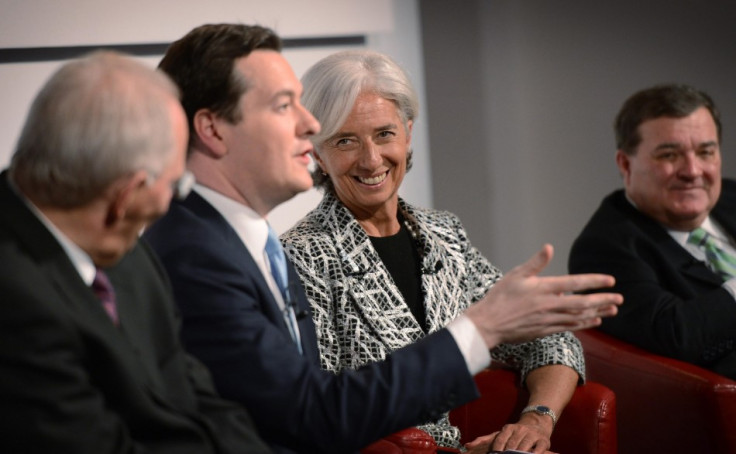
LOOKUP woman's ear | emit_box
[105,170,148,226]
[406,119,414,147]
[193,109,228,159]
[311,149,327,173]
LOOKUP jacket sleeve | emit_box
[149,225,479,454]
[446,212,585,382]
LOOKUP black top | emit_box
[369,219,426,332]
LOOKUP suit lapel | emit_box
[0,172,162,394]
[318,195,424,345]
[613,191,724,287]
[180,193,276,301]
[178,193,314,356]
[399,201,448,331]
[284,260,320,362]
[0,173,126,331]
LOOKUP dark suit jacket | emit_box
[144,191,479,454]
[569,179,736,378]
[0,173,269,453]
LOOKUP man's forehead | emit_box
[235,50,296,89]
[640,110,717,137]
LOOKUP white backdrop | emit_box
[0,0,433,234]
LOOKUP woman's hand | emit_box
[463,416,556,454]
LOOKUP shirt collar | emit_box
[669,216,727,245]
[623,193,727,243]
[193,183,286,309]
[193,183,269,260]
[17,192,96,285]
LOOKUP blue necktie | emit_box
[688,227,736,281]
[265,226,303,354]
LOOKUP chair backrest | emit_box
[449,367,617,454]
[578,328,736,453]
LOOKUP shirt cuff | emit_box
[723,277,736,300]
[446,314,491,375]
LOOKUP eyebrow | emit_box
[654,140,718,150]
[331,123,399,139]
[270,89,296,102]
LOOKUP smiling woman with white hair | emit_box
[281,49,586,454]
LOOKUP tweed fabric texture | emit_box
[282,193,585,448]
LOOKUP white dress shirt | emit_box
[193,184,300,334]
[14,185,95,285]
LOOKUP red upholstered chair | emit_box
[577,328,736,453]
[449,368,617,454]
[360,427,436,454]
[361,367,616,454]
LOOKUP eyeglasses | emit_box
[172,170,195,201]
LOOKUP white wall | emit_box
[421,0,736,275]
[0,0,432,233]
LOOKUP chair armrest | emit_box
[552,380,617,454]
[360,427,437,454]
[577,328,736,452]
[449,367,617,454]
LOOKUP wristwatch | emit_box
[520,405,558,426]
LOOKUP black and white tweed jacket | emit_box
[282,193,585,448]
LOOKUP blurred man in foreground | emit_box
[0,51,269,453]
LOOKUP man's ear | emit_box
[615,149,631,182]
[193,109,228,159]
[105,170,148,226]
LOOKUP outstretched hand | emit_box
[464,244,622,348]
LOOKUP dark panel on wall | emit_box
[0,35,366,64]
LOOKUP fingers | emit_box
[464,433,496,453]
[549,292,623,314]
[488,423,551,453]
[534,272,616,295]
[537,295,621,326]
[507,244,554,278]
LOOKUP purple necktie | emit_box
[92,269,119,325]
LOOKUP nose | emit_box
[678,152,703,178]
[358,141,382,168]
[297,104,320,137]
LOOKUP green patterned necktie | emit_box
[688,227,736,281]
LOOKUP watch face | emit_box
[521,405,557,425]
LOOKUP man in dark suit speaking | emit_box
[569,83,736,379]
[0,51,269,453]
[145,23,622,453]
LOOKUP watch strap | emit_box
[520,404,558,426]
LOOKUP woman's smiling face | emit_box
[314,92,412,218]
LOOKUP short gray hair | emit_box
[10,51,180,207]
[301,49,418,190]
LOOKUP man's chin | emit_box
[295,178,314,195]
[667,209,709,230]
